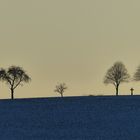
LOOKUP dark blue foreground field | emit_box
[0,96,140,140]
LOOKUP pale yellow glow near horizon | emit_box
[0,0,140,99]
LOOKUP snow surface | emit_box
[0,96,140,140]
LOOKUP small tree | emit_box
[54,83,67,97]
[134,65,140,81]
[104,62,130,96]
[0,66,31,99]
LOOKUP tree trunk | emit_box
[116,85,119,96]
[11,88,14,100]
[61,93,63,98]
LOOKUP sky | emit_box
[1,0,140,99]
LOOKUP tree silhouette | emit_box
[104,62,130,96]
[54,83,67,97]
[0,69,6,80]
[134,65,140,81]
[0,66,31,99]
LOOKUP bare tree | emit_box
[0,69,6,80]
[104,62,130,96]
[54,83,67,97]
[134,65,140,81]
[0,66,31,99]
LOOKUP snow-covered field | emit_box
[0,96,140,140]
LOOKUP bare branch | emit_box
[134,65,140,81]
